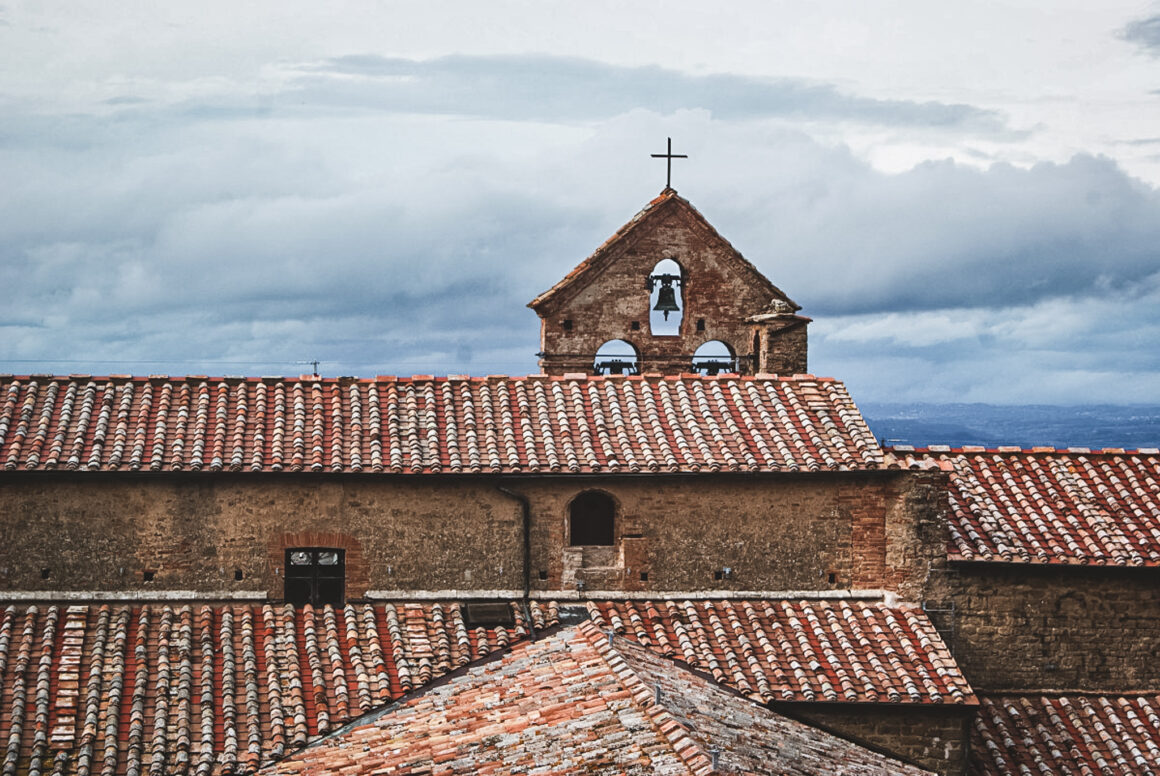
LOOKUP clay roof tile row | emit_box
[972,694,1160,776]
[0,598,967,774]
[0,374,883,475]
[0,601,555,776]
[887,449,1160,567]
[586,599,974,706]
[260,620,931,776]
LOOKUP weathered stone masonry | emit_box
[0,470,946,600]
[530,189,809,376]
[930,562,1160,692]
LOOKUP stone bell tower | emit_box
[528,187,809,376]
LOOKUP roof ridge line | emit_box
[578,619,718,776]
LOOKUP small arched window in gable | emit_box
[693,340,736,375]
[648,258,683,336]
[594,339,639,375]
[569,491,616,546]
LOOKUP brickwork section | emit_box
[0,471,943,598]
[529,188,807,376]
[0,476,524,596]
[792,705,971,776]
[518,471,945,597]
[933,564,1160,692]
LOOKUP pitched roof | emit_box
[0,601,556,776]
[0,598,971,775]
[0,374,883,475]
[972,693,1160,775]
[263,620,934,776]
[887,448,1160,566]
[587,599,975,706]
[528,188,797,312]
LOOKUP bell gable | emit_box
[529,188,808,376]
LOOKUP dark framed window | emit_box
[285,548,345,607]
[569,491,615,546]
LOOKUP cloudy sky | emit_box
[2,2,1160,405]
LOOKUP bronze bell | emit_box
[653,282,680,320]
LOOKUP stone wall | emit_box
[930,563,1160,692]
[0,470,943,600]
[519,470,947,601]
[0,474,524,596]
[789,704,972,776]
[533,195,804,376]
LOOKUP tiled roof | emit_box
[0,374,883,474]
[972,694,1160,776]
[587,599,975,706]
[888,449,1160,566]
[263,620,933,776]
[527,188,796,311]
[0,601,556,776]
[0,598,972,775]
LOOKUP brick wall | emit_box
[932,563,1160,692]
[0,470,942,600]
[789,704,972,776]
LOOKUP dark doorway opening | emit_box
[285,548,345,607]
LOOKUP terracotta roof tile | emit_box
[0,601,556,775]
[262,620,932,776]
[0,597,974,773]
[887,448,1160,566]
[972,694,1160,775]
[587,599,975,706]
[0,375,883,474]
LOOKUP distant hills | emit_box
[861,403,1160,451]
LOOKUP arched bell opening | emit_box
[569,490,616,546]
[692,340,737,375]
[593,339,640,375]
[648,258,684,336]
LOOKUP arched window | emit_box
[692,340,736,375]
[569,491,615,546]
[648,258,683,335]
[593,339,639,375]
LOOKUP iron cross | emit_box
[651,137,687,189]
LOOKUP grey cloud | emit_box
[1,89,1157,401]
[279,54,1010,132]
[1121,14,1160,55]
[723,149,1160,316]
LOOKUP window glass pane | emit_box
[289,551,312,565]
[318,551,340,566]
[285,579,312,607]
[317,579,344,606]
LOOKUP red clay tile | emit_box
[0,375,883,475]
